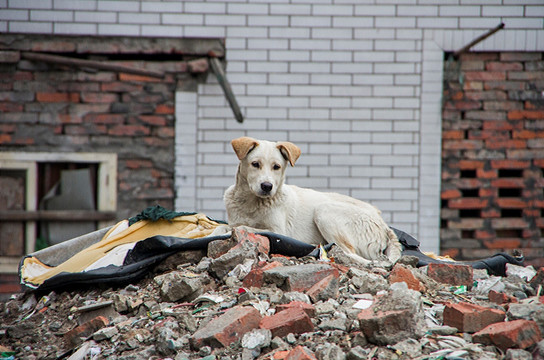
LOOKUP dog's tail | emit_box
[385,227,402,263]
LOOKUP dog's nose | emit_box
[261,182,273,193]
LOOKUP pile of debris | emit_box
[2,228,544,360]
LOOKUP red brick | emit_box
[442,139,483,150]
[81,92,118,103]
[486,62,523,72]
[426,263,473,288]
[108,125,150,136]
[482,120,523,130]
[155,104,174,114]
[496,198,526,208]
[190,306,262,349]
[273,350,290,360]
[285,346,318,360]
[232,228,270,255]
[119,73,160,82]
[508,110,544,120]
[483,239,521,250]
[443,302,505,333]
[0,102,23,112]
[488,290,518,305]
[275,301,316,318]
[485,139,526,150]
[389,263,424,292]
[475,229,495,239]
[448,198,488,209]
[242,261,283,288]
[513,130,544,139]
[306,274,339,302]
[259,307,314,338]
[464,71,506,81]
[442,130,465,140]
[36,92,80,103]
[64,316,109,347]
[441,189,462,200]
[476,168,497,178]
[101,82,143,92]
[473,319,542,351]
[490,159,530,169]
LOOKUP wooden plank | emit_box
[0,210,116,222]
[21,51,165,78]
[209,57,244,123]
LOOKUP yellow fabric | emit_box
[22,213,220,287]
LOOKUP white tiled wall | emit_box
[2,1,543,252]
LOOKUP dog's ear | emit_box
[277,141,301,166]
[231,137,259,160]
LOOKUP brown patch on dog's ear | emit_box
[231,137,259,160]
[277,141,301,166]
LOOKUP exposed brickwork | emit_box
[0,35,213,221]
[441,52,544,267]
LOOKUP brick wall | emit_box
[441,52,544,267]
[0,35,214,220]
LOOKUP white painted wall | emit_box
[2,0,543,252]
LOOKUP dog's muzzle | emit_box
[260,182,273,194]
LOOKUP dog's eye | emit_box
[273,164,281,170]
[251,161,260,169]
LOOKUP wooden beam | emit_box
[0,210,116,222]
[209,57,244,123]
[453,23,505,58]
[21,51,165,78]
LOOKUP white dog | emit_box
[223,137,402,265]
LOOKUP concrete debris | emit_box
[1,228,544,359]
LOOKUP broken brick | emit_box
[488,290,518,305]
[358,308,420,345]
[426,263,473,288]
[389,263,425,292]
[243,261,283,288]
[232,228,270,255]
[63,316,109,347]
[443,302,505,333]
[275,301,316,318]
[472,319,542,351]
[284,345,318,360]
[306,274,339,303]
[190,306,262,349]
[260,307,314,338]
[263,264,339,292]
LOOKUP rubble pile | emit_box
[2,228,544,360]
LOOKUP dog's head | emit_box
[231,137,301,198]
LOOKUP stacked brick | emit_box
[0,35,216,219]
[441,52,544,267]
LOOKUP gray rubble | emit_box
[1,230,543,360]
